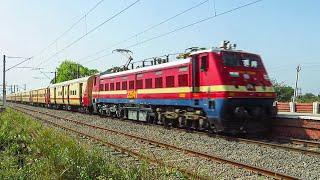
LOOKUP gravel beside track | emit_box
[11,103,320,179]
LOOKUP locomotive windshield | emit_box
[222,52,261,68]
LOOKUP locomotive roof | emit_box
[100,58,191,79]
[189,48,251,56]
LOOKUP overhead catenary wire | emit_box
[83,0,263,65]
[36,0,141,68]
[78,0,209,62]
[6,57,33,72]
[32,0,106,62]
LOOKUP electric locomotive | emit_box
[92,41,277,134]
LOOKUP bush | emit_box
[0,109,184,179]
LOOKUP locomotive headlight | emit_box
[243,74,250,80]
[246,84,254,91]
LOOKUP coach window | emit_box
[122,81,127,90]
[178,74,188,86]
[166,76,175,88]
[94,77,97,85]
[105,83,109,91]
[145,78,152,89]
[129,81,135,90]
[110,83,115,91]
[155,77,163,88]
[136,80,143,89]
[116,82,121,90]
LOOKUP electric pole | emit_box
[293,65,301,103]
[77,64,80,78]
[54,70,57,84]
[3,55,6,107]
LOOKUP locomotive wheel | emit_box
[106,110,111,117]
[116,109,124,119]
[186,119,192,132]
[178,117,186,128]
[171,119,179,128]
[163,117,170,128]
[208,122,217,136]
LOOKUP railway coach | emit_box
[48,76,95,112]
[92,43,277,134]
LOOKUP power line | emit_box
[37,0,141,68]
[83,0,263,65]
[126,0,263,49]
[6,57,33,72]
[79,0,209,63]
[32,0,106,61]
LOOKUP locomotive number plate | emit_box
[127,90,137,99]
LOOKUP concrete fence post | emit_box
[313,102,319,114]
[289,102,296,113]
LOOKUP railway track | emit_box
[10,104,298,179]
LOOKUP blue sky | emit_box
[0,0,319,94]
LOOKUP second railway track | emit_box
[10,104,300,179]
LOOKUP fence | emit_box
[276,102,319,114]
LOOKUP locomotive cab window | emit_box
[200,56,208,71]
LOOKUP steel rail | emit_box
[11,105,298,180]
[274,137,320,148]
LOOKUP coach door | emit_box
[54,87,56,104]
[62,86,65,104]
[67,85,70,105]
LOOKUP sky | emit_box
[0,0,319,94]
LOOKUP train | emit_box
[7,41,277,134]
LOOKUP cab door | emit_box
[191,55,200,93]
[192,53,209,92]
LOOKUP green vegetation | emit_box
[52,60,99,83]
[272,80,319,103]
[273,81,295,102]
[0,109,184,179]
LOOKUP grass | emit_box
[0,108,186,179]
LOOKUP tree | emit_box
[272,80,294,102]
[51,60,99,84]
[297,93,319,103]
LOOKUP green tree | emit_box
[51,60,99,83]
[272,80,294,102]
[297,93,319,103]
